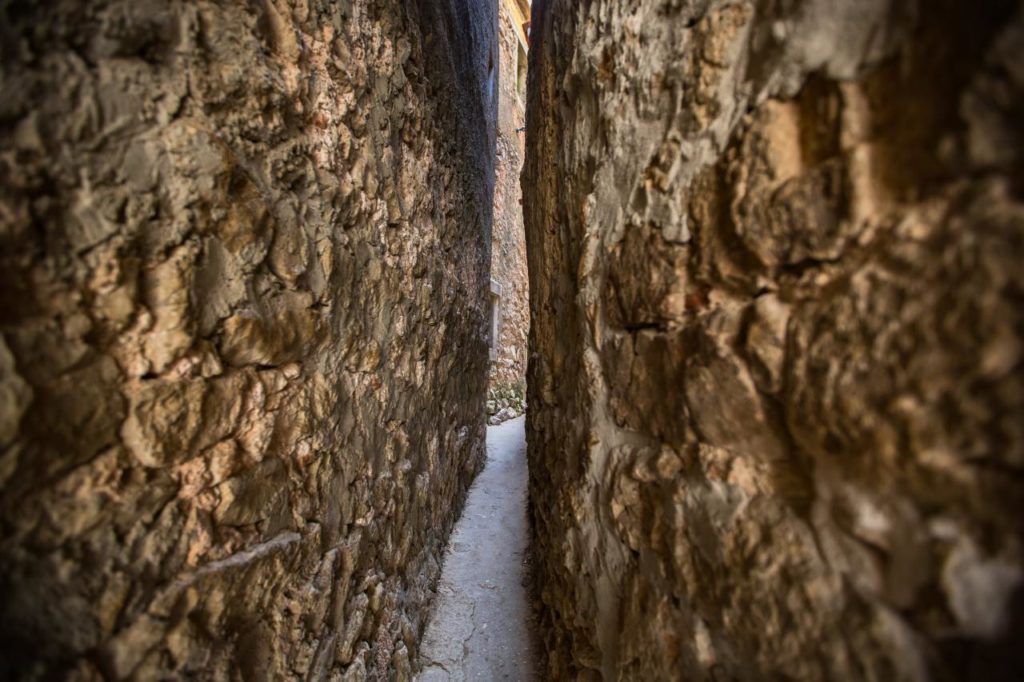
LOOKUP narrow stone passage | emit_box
[417,417,537,681]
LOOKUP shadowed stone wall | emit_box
[0,0,495,678]
[524,0,1024,679]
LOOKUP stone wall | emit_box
[524,0,1024,680]
[488,0,529,413]
[0,0,495,679]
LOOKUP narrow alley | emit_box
[417,417,536,681]
[1,0,1023,680]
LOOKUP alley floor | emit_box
[416,416,537,681]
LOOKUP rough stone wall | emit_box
[488,0,529,407]
[524,0,1024,680]
[0,0,495,679]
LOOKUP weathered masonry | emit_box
[487,0,530,423]
[3,0,1024,679]
[0,1,496,679]
[524,0,1024,680]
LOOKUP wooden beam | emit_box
[503,0,531,49]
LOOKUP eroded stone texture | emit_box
[524,0,1024,679]
[0,0,495,679]
[487,0,530,417]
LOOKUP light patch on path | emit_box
[417,416,537,681]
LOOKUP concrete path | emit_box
[416,416,537,681]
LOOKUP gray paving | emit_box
[416,416,537,681]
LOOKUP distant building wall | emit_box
[488,0,530,407]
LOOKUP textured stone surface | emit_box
[0,0,495,678]
[523,0,1024,680]
[488,0,530,401]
